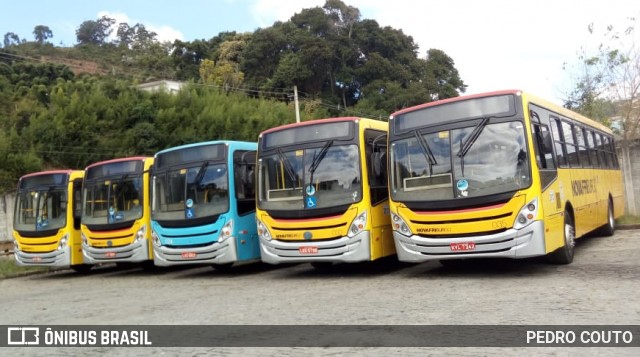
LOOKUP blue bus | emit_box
[150,141,259,269]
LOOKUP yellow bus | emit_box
[388,90,624,265]
[256,117,394,269]
[81,157,154,266]
[13,170,88,272]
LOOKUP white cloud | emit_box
[251,0,324,28]
[97,11,183,43]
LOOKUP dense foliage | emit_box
[0,0,466,191]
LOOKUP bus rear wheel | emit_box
[598,200,615,237]
[548,211,575,265]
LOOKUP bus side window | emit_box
[531,123,556,170]
[550,117,568,167]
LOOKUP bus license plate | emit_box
[450,242,476,251]
[181,252,197,259]
[299,246,318,254]
[32,256,42,262]
[105,252,116,258]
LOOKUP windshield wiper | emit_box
[309,140,334,175]
[457,117,490,158]
[308,140,333,191]
[194,161,209,186]
[276,148,298,183]
[413,131,437,167]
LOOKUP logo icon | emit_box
[305,185,316,196]
[303,231,313,240]
[456,179,469,191]
[7,327,40,345]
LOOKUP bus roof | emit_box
[390,90,522,118]
[154,140,257,156]
[259,117,363,136]
[84,156,151,170]
[20,169,76,179]
[390,89,612,134]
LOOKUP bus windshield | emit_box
[391,120,531,201]
[14,188,68,232]
[152,163,229,221]
[82,175,144,225]
[258,144,362,210]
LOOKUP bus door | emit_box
[233,150,259,261]
[365,129,393,258]
[531,111,563,252]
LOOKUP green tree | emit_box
[3,32,21,47]
[564,19,640,215]
[75,16,116,45]
[33,25,53,44]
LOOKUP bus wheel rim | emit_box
[565,223,575,248]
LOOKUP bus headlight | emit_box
[81,232,88,246]
[514,198,539,230]
[151,229,161,247]
[135,225,147,243]
[257,220,272,241]
[391,213,412,237]
[218,219,233,243]
[348,210,367,238]
[13,239,19,251]
[58,234,69,250]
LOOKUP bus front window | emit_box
[82,176,144,225]
[258,144,362,210]
[14,189,67,232]
[391,121,530,202]
[152,163,229,221]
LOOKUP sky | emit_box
[1,0,639,104]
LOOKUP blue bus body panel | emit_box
[152,140,259,264]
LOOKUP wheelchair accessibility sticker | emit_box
[306,196,317,208]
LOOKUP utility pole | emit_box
[294,85,300,123]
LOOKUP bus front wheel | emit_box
[548,211,575,265]
[70,264,92,274]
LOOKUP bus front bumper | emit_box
[152,237,237,267]
[393,221,546,263]
[82,239,150,264]
[259,231,371,264]
[14,247,71,268]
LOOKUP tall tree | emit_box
[33,25,53,44]
[564,19,640,215]
[75,16,116,45]
[3,32,21,47]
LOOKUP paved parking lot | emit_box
[1,229,638,355]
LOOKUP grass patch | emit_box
[616,214,640,225]
[0,257,50,278]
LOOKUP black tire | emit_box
[548,211,575,265]
[310,262,334,271]
[212,263,234,272]
[599,200,615,237]
[439,259,465,267]
[70,264,92,273]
